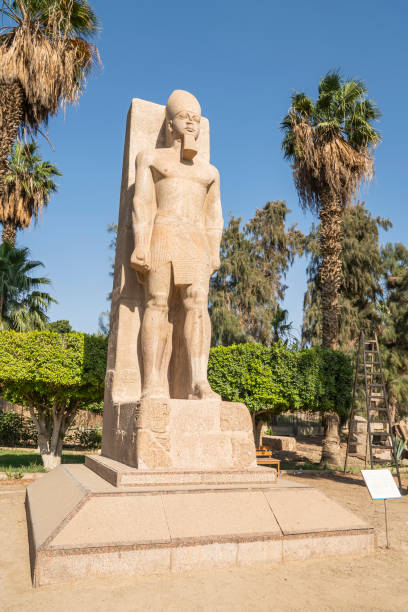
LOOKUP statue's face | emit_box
[170,110,201,140]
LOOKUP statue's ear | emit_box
[167,119,173,135]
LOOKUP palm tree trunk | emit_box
[319,197,343,350]
[1,219,16,245]
[0,81,25,196]
[319,196,343,466]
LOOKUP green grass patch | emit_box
[0,448,86,473]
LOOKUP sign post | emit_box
[361,469,402,549]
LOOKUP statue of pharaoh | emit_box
[130,90,223,400]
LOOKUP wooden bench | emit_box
[256,446,280,476]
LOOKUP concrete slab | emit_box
[26,465,87,549]
[51,495,171,547]
[264,488,369,534]
[163,490,281,540]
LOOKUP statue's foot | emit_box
[188,381,221,401]
[141,386,169,400]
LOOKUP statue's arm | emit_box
[130,151,155,272]
[205,168,223,274]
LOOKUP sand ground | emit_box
[1,472,408,612]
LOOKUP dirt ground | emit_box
[1,471,408,612]
[271,435,408,470]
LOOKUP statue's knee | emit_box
[147,292,168,313]
[184,286,208,310]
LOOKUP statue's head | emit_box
[165,90,201,142]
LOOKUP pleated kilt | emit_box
[150,214,211,286]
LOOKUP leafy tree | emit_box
[208,342,352,450]
[379,243,408,421]
[0,241,55,330]
[303,203,391,351]
[47,319,72,333]
[0,330,107,468]
[1,140,61,244]
[281,71,381,465]
[0,0,100,197]
[210,201,304,346]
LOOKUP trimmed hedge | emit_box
[0,331,107,405]
[208,343,353,417]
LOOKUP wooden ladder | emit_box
[344,331,402,490]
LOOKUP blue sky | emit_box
[16,0,408,338]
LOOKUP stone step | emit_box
[86,454,277,488]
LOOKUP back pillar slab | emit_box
[102,98,210,461]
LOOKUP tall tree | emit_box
[47,319,72,333]
[303,203,391,351]
[1,140,61,244]
[210,201,303,346]
[0,241,55,330]
[0,0,100,195]
[379,243,408,421]
[281,71,381,465]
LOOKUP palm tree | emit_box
[0,241,56,330]
[281,71,381,465]
[0,0,100,194]
[1,140,61,244]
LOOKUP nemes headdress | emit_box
[166,90,201,119]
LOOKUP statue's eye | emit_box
[192,116,200,123]
[177,112,188,119]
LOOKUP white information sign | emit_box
[361,469,401,500]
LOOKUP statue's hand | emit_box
[130,246,150,273]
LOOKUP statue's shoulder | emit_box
[206,161,220,182]
[136,149,155,167]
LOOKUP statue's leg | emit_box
[182,282,220,400]
[141,263,171,399]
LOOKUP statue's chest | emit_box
[151,159,212,187]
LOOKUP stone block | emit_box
[102,398,256,471]
[171,543,237,572]
[220,402,253,432]
[283,532,375,561]
[36,548,170,586]
[262,435,296,452]
[231,435,257,468]
[237,539,282,565]
[136,430,172,470]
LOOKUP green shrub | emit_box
[0,412,25,446]
[72,427,102,449]
[0,411,37,446]
[208,343,352,417]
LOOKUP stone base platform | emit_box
[85,454,277,487]
[26,461,375,586]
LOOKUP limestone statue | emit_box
[101,92,257,470]
[129,90,223,401]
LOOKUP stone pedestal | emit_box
[26,462,375,586]
[101,399,256,471]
